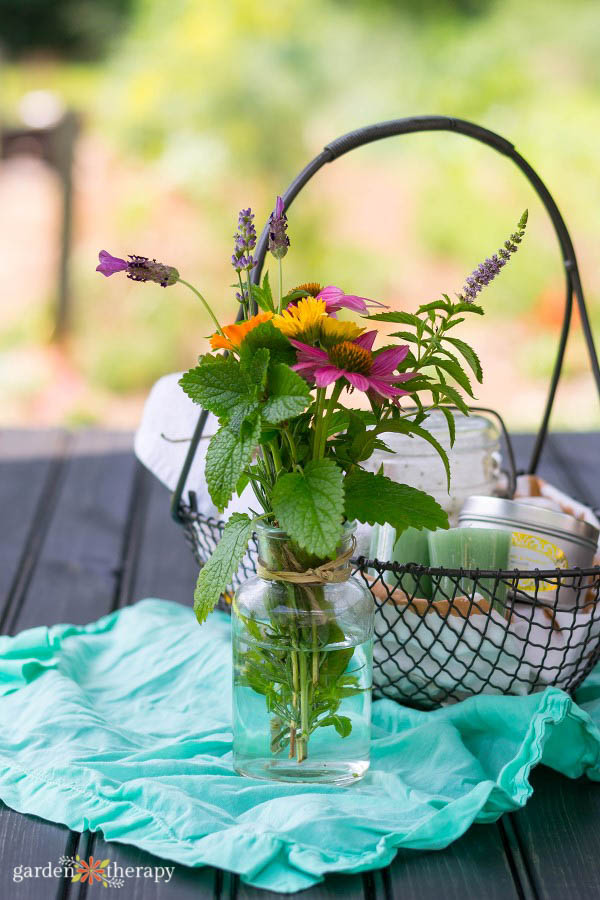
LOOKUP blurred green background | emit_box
[1,0,598,429]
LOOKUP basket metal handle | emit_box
[172,115,600,522]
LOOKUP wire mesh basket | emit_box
[178,505,600,708]
[172,117,600,709]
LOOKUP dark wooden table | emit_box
[1,429,599,899]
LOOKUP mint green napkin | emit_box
[1,599,599,894]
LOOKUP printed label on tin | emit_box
[510,531,568,592]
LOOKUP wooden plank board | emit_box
[76,463,217,899]
[508,431,600,900]
[383,825,521,900]
[511,767,600,900]
[0,430,142,899]
[127,468,198,608]
[0,429,68,630]
[6,430,138,632]
[235,872,368,899]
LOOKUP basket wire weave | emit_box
[179,504,600,708]
[172,116,600,709]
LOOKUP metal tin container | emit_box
[459,496,599,609]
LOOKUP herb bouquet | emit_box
[97,202,527,783]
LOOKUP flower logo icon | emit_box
[73,856,109,886]
[58,854,123,888]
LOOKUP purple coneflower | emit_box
[96,251,179,287]
[291,330,414,401]
[268,196,290,259]
[316,285,388,315]
[458,210,528,303]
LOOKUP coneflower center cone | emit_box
[328,341,372,375]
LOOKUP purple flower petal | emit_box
[289,339,328,361]
[345,372,371,392]
[370,345,409,376]
[274,195,285,218]
[366,378,411,399]
[96,250,128,277]
[314,366,344,388]
[353,330,377,351]
[317,285,388,314]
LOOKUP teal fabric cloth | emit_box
[1,599,600,893]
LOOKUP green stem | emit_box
[269,439,283,476]
[246,268,254,314]
[278,258,283,314]
[311,388,327,458]
[317,381,344,458]
[298,650,309,762]
[178,278,224,336]
[237,272,247,315]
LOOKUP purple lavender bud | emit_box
[457,212,528,303]
[126,255,180,287]
[96,250,178,287]
[231,207,257,271]
[268,195,290,260]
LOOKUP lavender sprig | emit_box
[96,250,179,287]
[458,210,528,303]
[231,208,257,273]
[268,196,290,260]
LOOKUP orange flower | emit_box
[210,311,273,351]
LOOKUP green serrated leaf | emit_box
[423,356,474,397]
[344,469,449,535]
[272,458,344,556]
[442,336,483,382]
[243,346,270,391]
[417,298,453,315]
[262,363,311,423]
[368,310,424,327]
[388,331,421,344]
[452,302,484,316]
[194,513,253,622]
[179,355,258,425]
[374,418,451,491]
[262,271,274,310]
[438,406,456,448]
[205,416,261,511]
[239,320,296,366]
[326,409,350,436]
[434,383,470,415]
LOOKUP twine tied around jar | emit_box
[256,538,356,585]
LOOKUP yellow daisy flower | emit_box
[319,317,365,349]
[272,297,326,343]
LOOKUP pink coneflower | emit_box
[291,331,414,401]
[316,285,388,315]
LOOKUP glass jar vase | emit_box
[232,522,374,785]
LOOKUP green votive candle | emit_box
[370,524,432,599]
[427,527,511,613]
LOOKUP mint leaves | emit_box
[181,345,310,510]
[193,513,254,622]
[272,458,345,556]
[205,415,261,511]
[262,364,311,424]
[344,469,449,535]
